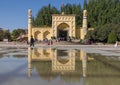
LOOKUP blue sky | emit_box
[0,0,84,31]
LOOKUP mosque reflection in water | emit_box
[28,47,93,78]
[28,47,120,84]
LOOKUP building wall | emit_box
[32,27,52,41]
[76,27,82,39]
[52,14,76,38]
[28,9,87,41]
[32,27,82,41]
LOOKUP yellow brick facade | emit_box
[28,9,88,41]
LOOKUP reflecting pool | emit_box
[0,47,120,85]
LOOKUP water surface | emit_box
[0,48,120,85]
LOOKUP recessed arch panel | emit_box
[43,31,50,39]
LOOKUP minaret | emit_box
[28,9,32,42]
[81,10,87,39]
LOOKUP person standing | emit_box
[114,41,118,47]
[30,36,35,47]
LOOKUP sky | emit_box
[0,0,84,31]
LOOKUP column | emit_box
[28,9,32,42]
[81,10,87,39]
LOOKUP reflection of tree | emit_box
[2,54,10,58]
[13,55,27,58]
[87,53,120,76]
[32,61,58,80]
[0,53,4,58]
[61,75,81,82]
[87,77,120,85]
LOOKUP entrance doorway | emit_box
[57,23,69,41]
[58,29,68,41]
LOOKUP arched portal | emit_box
[57,23,69,40]
[52,14,76,39]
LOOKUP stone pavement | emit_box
[0,41,120,57]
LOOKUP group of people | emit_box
[29,35,119,48]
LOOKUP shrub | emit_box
[107,31,117,44]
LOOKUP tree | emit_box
[107,31,117,44]
[87,0,120,28]
[75,4,82,27]
[33,4,59,27]
[3,30,11,41]
[0,30,4,41]
[33,3,83,27]
[11,29,26,40]
[86,23,120,43]
[83,0,87,10]
[32,1,120,43]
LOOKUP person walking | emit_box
[30,36,35,47]
[114,41,118,47]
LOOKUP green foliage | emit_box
[83,0,87,9]
[95,25,111,42]
[33,3,83,27]
[107,31,117,44]
[0,29,11,41]
[32,1,120,43]
[87,0,120,28]
[0,30,4,41]
[85,30,94,40]
[33,4,59,27]
[33,0,120,28]
[3,30,11,40]
[85,24,120,42]
[85,0,120,43]
[11,29,26,40]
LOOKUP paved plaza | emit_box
[0,41,120,58]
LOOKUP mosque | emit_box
[28,9,87,42]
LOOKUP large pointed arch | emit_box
[57,23,70,40]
